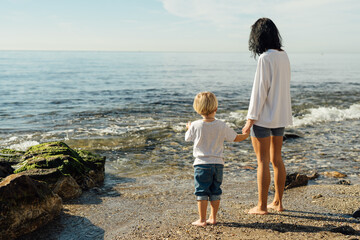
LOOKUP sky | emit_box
[0,0,359,53]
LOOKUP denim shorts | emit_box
[194,164,223,201]
[250,125,285,138]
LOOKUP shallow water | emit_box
[0,51,359,184]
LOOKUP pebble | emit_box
[312,194,323,199]
[337,179,351,185]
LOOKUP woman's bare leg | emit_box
[248,136,270,215]
[268,135,286,211]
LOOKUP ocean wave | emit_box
[293,103,360,127]
[10,141,40,151]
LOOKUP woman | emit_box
[242,18,292,215]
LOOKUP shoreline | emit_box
[19,169,360,240]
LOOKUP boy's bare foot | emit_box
[191,219,207,227]
[206,218,217,225]
[267,202,284,212]
[247,206,268,215]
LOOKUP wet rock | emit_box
[16,166,82,201]
[0,174,62,240]
[329,225,357,235]
[0,149,24,165]
[271,173,309,191]
[323,171,347,178]
[14,142,106,191]
[284,173,309,190]
[53,175,83,200]
[337,179,351,185]
[0,162,14,179]
[283,130,304,141]
[353,208,360,218]
[283,133,302,140]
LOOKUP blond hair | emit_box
[193,92,218,116]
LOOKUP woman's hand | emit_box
[242,119,254,134]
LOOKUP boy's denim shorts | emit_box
[250,125,285,138]
[194,164,223,201]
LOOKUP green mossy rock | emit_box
[14,142,105,190]
[0,149,25,165]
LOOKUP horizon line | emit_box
[0,49,355,54]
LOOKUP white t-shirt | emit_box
[185,119,237,166]
[247,49,293,128]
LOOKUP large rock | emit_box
[0,174,62,240]
[17,168,82,201]
[13,142,105,200]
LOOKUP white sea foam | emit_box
[10,141,39,151]
[293,103,360,127]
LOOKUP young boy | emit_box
[185,92,249,227]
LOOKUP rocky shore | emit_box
[0,142,106,240]
[13,165,360,240]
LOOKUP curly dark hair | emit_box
[248,18,283,58]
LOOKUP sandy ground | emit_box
[19,170,360,240]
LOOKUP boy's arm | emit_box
[185,121,194,142]
[234,132,249,142]
[186,121,191,130]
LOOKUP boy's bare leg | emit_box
[248,136,270,215]
[268,136,285,212]
[207,200,220,224]
[192,200,208,226]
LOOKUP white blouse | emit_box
[247,49,293,128]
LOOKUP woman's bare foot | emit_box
[267,202,284,212]
[191,219,207,227]
[247,206,268,215]
[206,218,217,225]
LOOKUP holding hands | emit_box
[242,119,255,135]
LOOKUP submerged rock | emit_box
[0,174,62,240]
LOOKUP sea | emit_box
[0,51,359,184]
